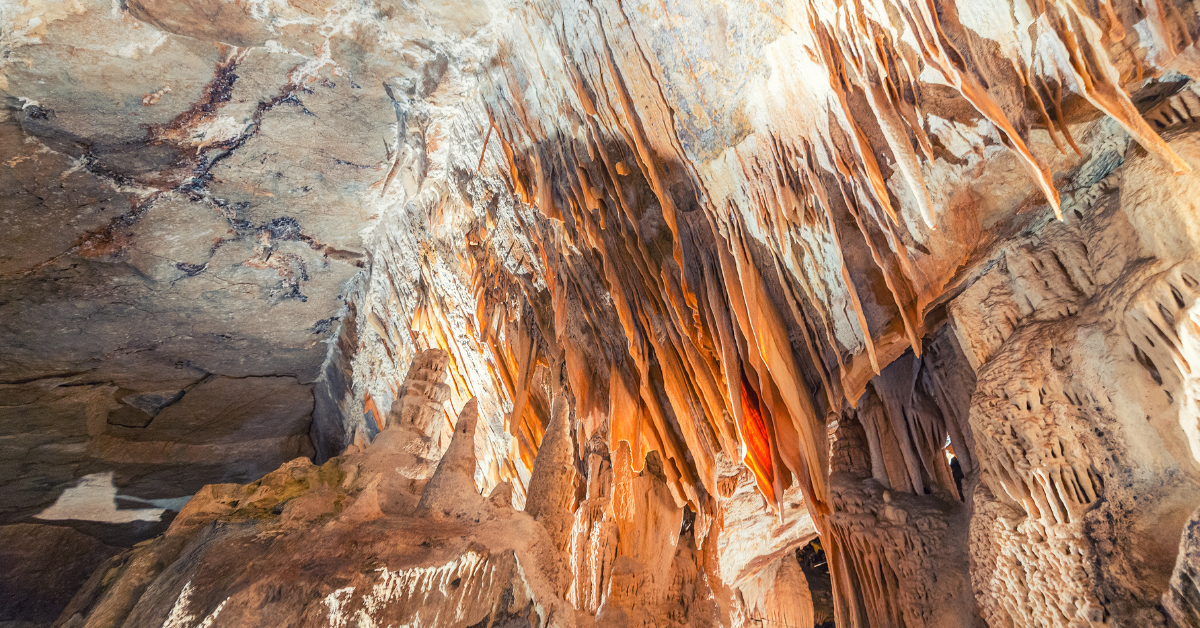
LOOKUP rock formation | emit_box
[525,395,579,561]
[9,0,1200,624]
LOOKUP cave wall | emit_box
[959,129,1200,626]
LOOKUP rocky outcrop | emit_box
[52,362,570,628]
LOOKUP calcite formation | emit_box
[8,0,1200,624]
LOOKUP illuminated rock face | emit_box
[9,0,1200,625]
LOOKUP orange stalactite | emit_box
[739,370,775,501]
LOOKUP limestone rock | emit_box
[525,396,579,554]
[50,397,571,628]
[388,349,453,437]
[417,397,486,520]
[356,348,454,505]
[738,553,815,628]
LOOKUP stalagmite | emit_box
[388,348,454,436]
[418,398,486,520]
[524,395,579,554]
[353,348,455,511]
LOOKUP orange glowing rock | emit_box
[739,371,775,499]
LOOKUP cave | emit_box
[5,0,1200,625]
